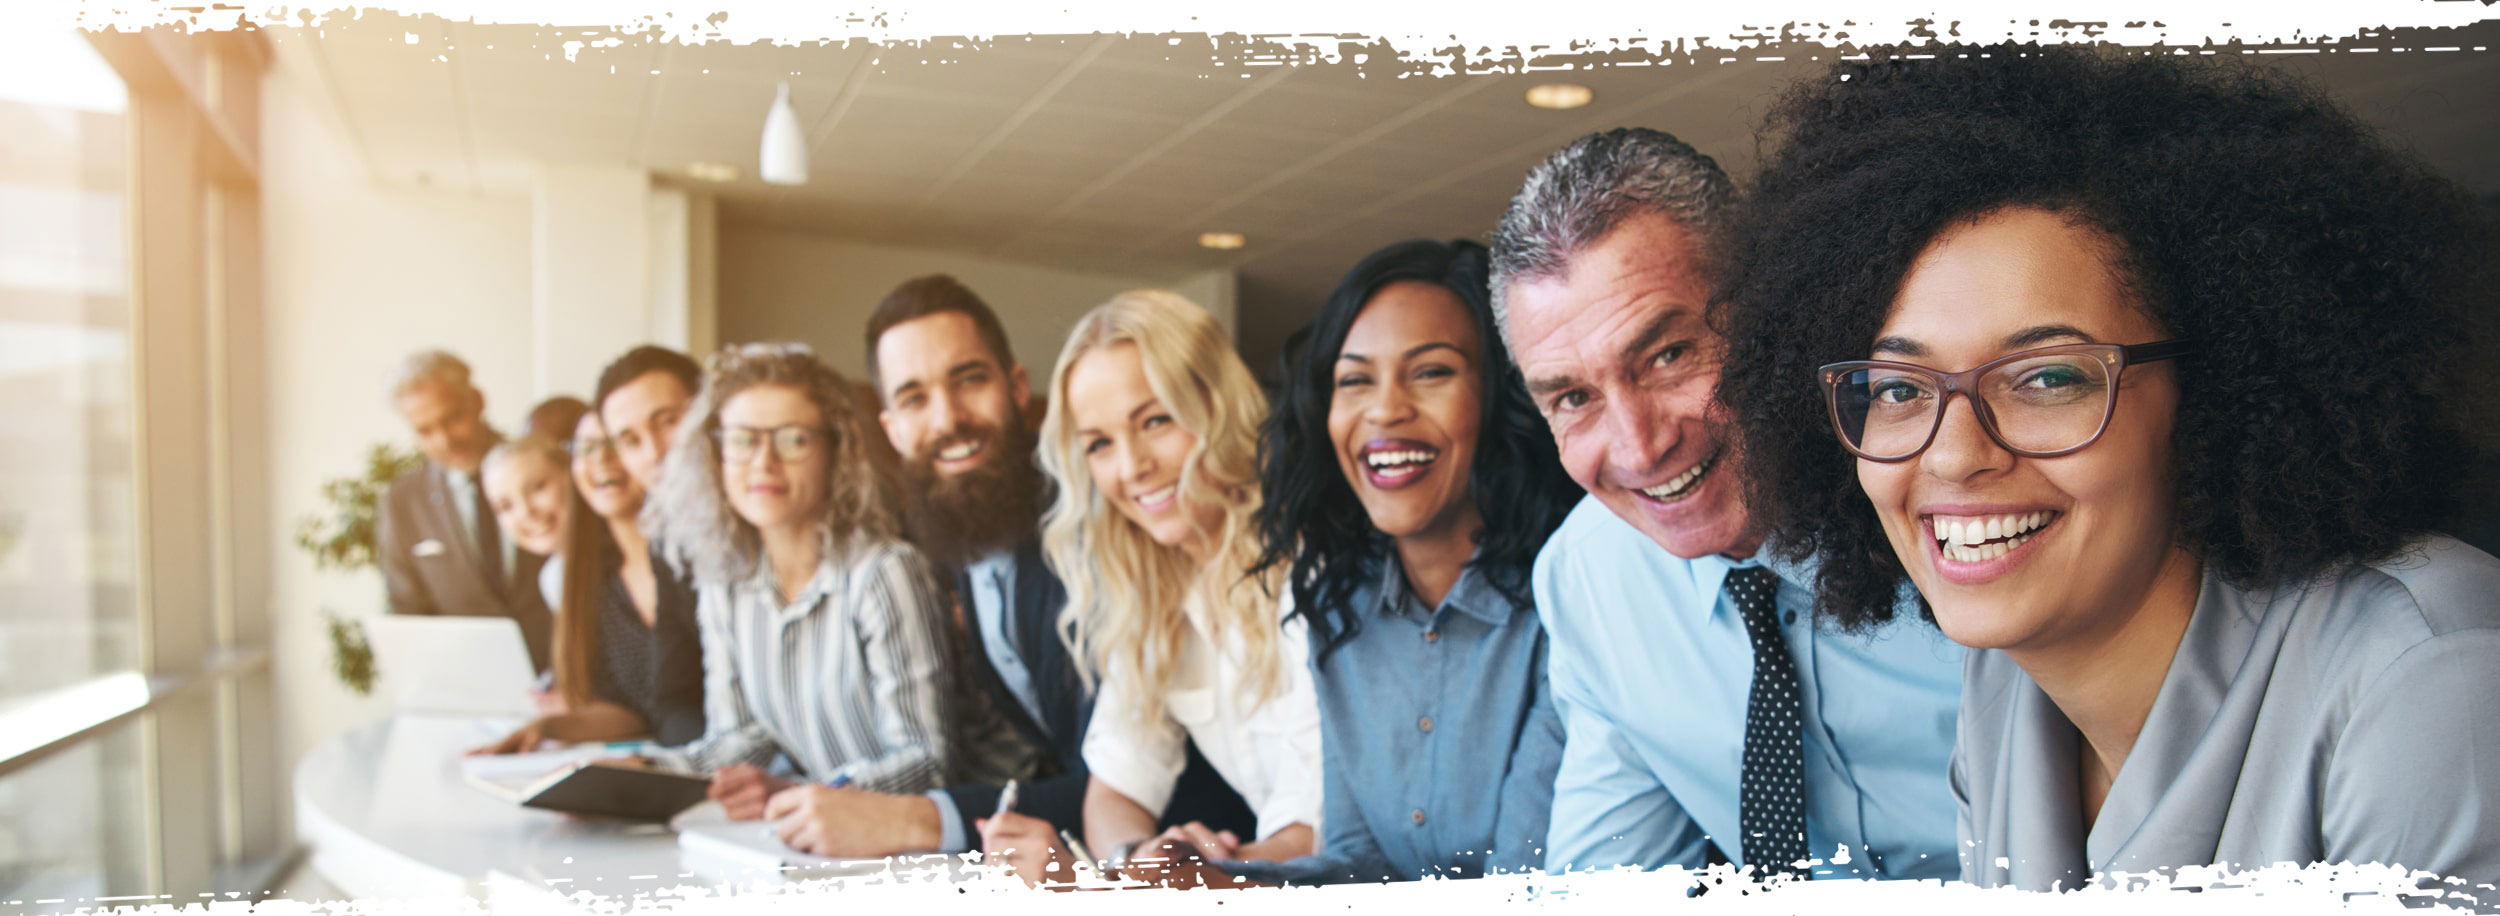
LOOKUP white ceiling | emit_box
[270,13,2500,368]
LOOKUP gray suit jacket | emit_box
[1955,536,2500,907]
[376,462,554,673]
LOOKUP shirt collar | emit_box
[965,548,1013,581]
[1370,549,1521,627]
[1689,538,1816,623]
[747,550,837,622]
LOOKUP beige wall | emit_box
[715,225,1239,392]
[258,57,540,819]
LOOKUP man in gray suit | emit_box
[375,349,553,672]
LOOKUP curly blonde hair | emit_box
[642,342,898,586]
[1038,290,1283,727]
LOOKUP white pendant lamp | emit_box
[759,81,808,186]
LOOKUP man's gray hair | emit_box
[385,348,475,407]
[1488,128,1738,348]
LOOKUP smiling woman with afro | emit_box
[1713,44,2500,902]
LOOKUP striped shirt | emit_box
[674,534,1034,793]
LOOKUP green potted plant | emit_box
[294,442,424,695]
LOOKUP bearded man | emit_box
[757,275,1252,858]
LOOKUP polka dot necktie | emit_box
[1728,565,1810,880]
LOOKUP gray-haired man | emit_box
[1493,129,1962,881]
[375,348,554,672]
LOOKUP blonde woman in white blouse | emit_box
[980,290,1323,887]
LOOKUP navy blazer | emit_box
[646,545,709,747]
[939,537,1254,845]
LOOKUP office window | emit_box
[0,722,145,901]
[0,31,136,702]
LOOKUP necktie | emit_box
[1729,565,1810,880]
[470,473,505,595]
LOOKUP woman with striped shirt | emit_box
[644,342,1030,821]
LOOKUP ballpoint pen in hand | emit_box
[993,779,1019,819]
[1059,829,1097,872]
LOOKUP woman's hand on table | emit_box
[1154,821,1241,862]
[1118,831,1249,890]
[529,685,568,717]
[978,810,1076,888]
[708,762,794,820]
[466,717,552,756]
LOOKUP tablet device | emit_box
[367,615,538,717]
[467,757,712,822]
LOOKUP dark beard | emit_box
[897,416,1047,572]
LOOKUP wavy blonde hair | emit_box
[642,342,898,586]
[1038,290,1282,727]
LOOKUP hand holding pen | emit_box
[977,779,1077,887]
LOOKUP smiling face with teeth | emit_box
[1505,212,1758,559]
[1859,208,2199,656]
[483,443,570,557]
[876,310,1032,482]
[1328,281,1485,542]
[569,412,644,523]
[1067,342,1228,556]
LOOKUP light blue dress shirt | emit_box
[1232,551,1565,884]
[1536,496,1963,879]
[926,548,1039,854]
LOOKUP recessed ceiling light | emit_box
[687,161,741,182]
[1525,83,1595,110]
[1198,232,1246,250]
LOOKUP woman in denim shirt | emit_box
[1230,238,1583,883]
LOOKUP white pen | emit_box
[1059,829,1097,869]
[993,779,1020,820]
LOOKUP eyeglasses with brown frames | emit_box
[1817,340,2193,463]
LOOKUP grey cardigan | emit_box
[1954,536,2500,908]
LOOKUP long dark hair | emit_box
[553,472,620,710]
[1255,239,1580,659]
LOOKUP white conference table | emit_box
[292,714,966,911]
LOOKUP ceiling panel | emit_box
[1055,184,1234,226]
[864,51,1086,103]
[1093,155,1274,202]
[1151,122,1355,173]
[1049,63,1266,121]
[988,108,1184,158]
[826,91,1017,151]
[955,147,1121,185]
[1199,83,1436,136]
[279,19,2500,374]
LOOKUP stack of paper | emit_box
[672,804,892,883]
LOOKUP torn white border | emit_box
[45,1,2500,73]
[17,0,2500,913]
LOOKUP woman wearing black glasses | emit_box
[641,342,1032,832]
[1715,48,2500,903]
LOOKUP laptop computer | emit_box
[367,615,539,717]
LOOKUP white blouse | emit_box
[1081,590,1325,842]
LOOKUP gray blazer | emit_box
[375,462,553,673]
[1954,536,2500,908]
